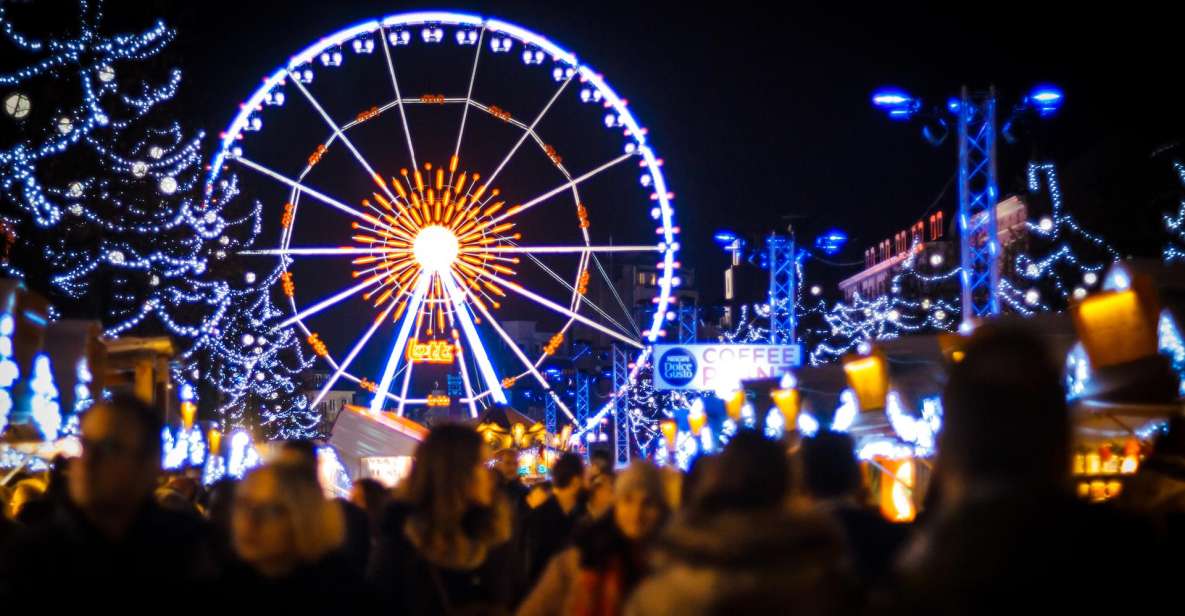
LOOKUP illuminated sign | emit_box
[407,340,455,364]
[426,394,450,407]
[653,344,802,392]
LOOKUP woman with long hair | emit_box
[370,424,513,614]
[221,463,371,608]
[517,461,670,616]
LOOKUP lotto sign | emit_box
[653,344,802,391]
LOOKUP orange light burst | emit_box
[352,159,522,337]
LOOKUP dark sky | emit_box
[150,1,1185,293]
[12,0,1185,300]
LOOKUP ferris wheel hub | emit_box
[413,225,459,274]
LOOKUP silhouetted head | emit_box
[695,431,790,513]
[939,323,1068,493]
[70,394,162,517]
[801,430,861,500]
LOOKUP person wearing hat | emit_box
[516,461,669,616]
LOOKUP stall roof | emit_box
[328,405,427,467]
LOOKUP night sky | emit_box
[12,0,1185,302]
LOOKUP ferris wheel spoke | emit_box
[590,252,642,336]
[287,74,402,205]
[488,152,636,227]
[483,73,575,190]
[464,289,578,423]
[275,275,382,330]
[239,247,407,257]
[452,338,479,418]
[516,247,637,340]
[452,27,486,175]
[234,156,395,233]
[378,25,418,170]
[309,300,397,410]
[480,270,643,349]
[462,244,663,255]
[369,273,432,414]
[441,273,508,405]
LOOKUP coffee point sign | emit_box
[653,344,802,392]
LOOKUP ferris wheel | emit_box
[207,11,679,433]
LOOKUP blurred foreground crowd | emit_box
[2,324,1182,613]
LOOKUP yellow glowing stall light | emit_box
[879,459,916,522]
[724,390,746,420]
[843,350,889,411]
[1071,280,1160,369]
[688,409,706,436]
[180,401,197,430]
[512,422,525,445]
[208,429,221,456]
[771,387,801,430]
[937,332,966,364]
[660,419,678,450]
[559,424,573,449]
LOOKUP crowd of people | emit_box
[1,323,1183,612]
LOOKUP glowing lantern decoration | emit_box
[1071,280,1160,369]
[843,349,889,411]
[660,419,678,450]
[771,387,801,430]
[879,459,916,522]
[724,390,745,420]
[512,422,525,446]
[208,428,222,457]
[180,401,196,430]
[688,408,706,436]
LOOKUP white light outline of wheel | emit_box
[207,11,678,432]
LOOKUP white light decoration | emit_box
[242,334,255,346]
[1039,217,1054,231]
[149,275,159,286]
[245,272,256,283]
[0,314,17,434]
[108,251,125,264]
[158,176,177,194]
[131,161,148,177]
[30,354,62,440]
[67,182,83,197]
[412,226,459,273]
[4,92,31,118]
[1083,271,1098,286]
[1025,288,1040,306]
[929,253,943,267]
[1072,287,1087,300]
[56,116,74,134]
[97,64,115,82]
[149,146,164,159]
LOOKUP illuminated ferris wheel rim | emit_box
[206,10,678,433]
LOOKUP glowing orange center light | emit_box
[352,158,522,338]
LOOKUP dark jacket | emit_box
[369,501,513,615]
[219,552,374,610]
[517,513,648,616]
[626,508,858,616]
[337,497,372,576]
[882,490,1168,614]
[0,500,216,605]
[816,499,909,586]
[521,494,582,587]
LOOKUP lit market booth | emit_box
[328,404,427,489]
[474,405,570,482]
[1063,261,1185,501]
[793,337,952,523]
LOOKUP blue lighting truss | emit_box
[677,304,697,343]
[544,393,557,437]
[957,87,1001,323]
[612,343,631,468]
[768,235,796,343]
